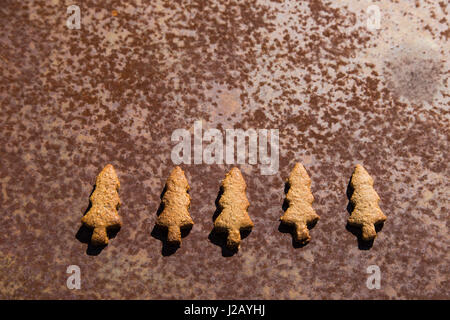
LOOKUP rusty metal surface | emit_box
[0,0,448,299]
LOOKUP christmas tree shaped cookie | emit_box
[81,164,122,246]
[280,163,320,245]
[214,167,253,250]
[347,164,387,241]
[156,166,194,246]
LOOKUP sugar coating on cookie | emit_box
[156,166,193,246]
[280,163,320,245]
[81,164,122,246]
[214,167,253,250]
[347,164,387,241]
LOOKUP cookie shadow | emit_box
[207,186,252,257]
[278,220,318,249]
[345,177,384,250]
[75,184,119,256]
[150,184,192,256]
[278,182,317,248]
[151,224,192,256]
[75,225,120,255]
[345,222,384,250]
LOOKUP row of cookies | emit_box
[81,164,386,250]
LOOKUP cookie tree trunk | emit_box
[214,167,253,250]
[156,166,194,246]
[81,164,122,246]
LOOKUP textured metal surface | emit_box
[0,0,448,299]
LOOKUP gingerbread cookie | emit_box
[156,166,194,246]
[280,163,320,245]
[214,167,253,250]
[347,164,386,241]
[81,164,122,246]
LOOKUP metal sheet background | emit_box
[0,0,448,299]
